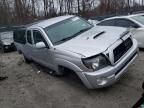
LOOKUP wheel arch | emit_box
[55,58,82,73]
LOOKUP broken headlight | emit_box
[82,54,110,71]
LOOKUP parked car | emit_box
[0,31,16,52]
[97,13,144,48]
[14,15,138,89]
[90,14,117,21]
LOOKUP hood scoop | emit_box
[93,31,105,39]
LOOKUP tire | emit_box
[47,70,57,76]
[58,66,73,76]
[47,66,65,76]
[18,50,22,54]
[22,54,31,63]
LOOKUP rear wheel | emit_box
[18,50,22,54]
[22,54,31,63]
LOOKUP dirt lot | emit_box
[0,51,144,108]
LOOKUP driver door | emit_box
[32,29,54,69]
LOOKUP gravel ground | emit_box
[0,51,144,108]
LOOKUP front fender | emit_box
[55,58,94,88]
[55,58,82,72]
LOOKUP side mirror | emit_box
[88,19,97,26]
[35,42,46,49]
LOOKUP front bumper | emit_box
[78,39,138,89]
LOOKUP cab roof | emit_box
[27,15,74,29]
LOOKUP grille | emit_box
[113,38,133,63]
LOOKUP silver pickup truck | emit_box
[14,15,138,89]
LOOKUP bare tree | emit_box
[77,0,81,14]
[43,0,49,17]
[1,0,144,25]
[58,0,64,15]
[31,0,36,17]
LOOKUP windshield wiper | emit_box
[54,35,76,45]
[54,27,92,45]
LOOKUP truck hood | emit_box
[55,26,128,57]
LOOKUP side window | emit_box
[115,19,139,28]
[97,19,116,26]
[128,20,140,28]
[27,30,32,44]
[33,30,46,45]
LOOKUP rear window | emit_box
[13,29,26,44]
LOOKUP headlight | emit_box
[82,54,110,71]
